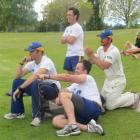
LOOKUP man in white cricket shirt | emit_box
[85,29,140,111]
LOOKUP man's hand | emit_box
[61,36,76,44]
[85,47,94,57]
[20,56,32,65]
[85,47,97,64]
[13,88,21,102]
[55,97,62,106]
[35,74,46,80]
[61,36,67,44]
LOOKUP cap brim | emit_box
[97,33,106,39]
[97,34,112,39]
[24,48,33,52]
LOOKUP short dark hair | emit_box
[68,7,80,20]
[79,60,92,74]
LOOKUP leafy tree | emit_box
[99,0,107,20]
[0,0,10,31]
[107,0,140,27]
[0,0,38,31]
[42,0,92,31]
[87,0,106,30]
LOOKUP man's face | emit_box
[100,37,111,46]
[67,10,77,24]
[75,63,85,74]
[29,50,38,60]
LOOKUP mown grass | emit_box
[0,29,140,140]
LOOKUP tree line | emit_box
[0,0,140,32]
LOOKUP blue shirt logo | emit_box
[75,90,82,96]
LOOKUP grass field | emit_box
[0,29,140,140]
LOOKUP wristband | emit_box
[18,87,24,93]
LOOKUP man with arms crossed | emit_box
[61,7,84,74]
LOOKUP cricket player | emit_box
[85,29,140,110]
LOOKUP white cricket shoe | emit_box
[87,119,104,135]
[4,113,25,119]
[30,117,41,127]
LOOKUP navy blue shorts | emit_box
[71,94,101,124]
[63,56,83,72]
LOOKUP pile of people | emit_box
[3,7,140,137]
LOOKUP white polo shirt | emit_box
[96,44,125,80]
[24,55,61,90]
[66,75,102,106]
[63,22,84,57]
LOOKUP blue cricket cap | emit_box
[97,29,113,39]
[24,42,43,52]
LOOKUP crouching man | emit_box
[38,60,104,137]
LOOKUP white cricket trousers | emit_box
[101,77,135,110]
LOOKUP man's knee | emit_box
[52,115,63,128]
[52,116,59,127]
[13,79,24,85]
[52,115,66,128]
[30,80,40,92]
[31,80,40,87]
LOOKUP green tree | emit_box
[107,0,140,27]
[87,0,106,30]
[0,0,38,31]
[99,0,107,20]
[0,0,10,31]
[42,0,92,31]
